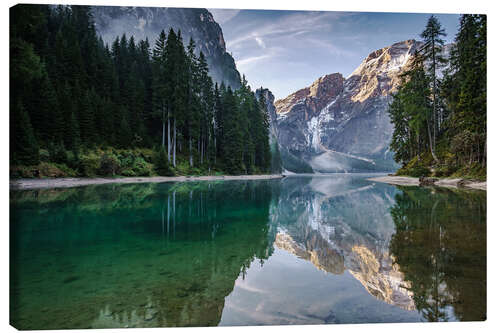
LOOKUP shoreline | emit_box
[10,174,285,191]
[367,175,486,191]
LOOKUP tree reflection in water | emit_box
[389,186,486,321]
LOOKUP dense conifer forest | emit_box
[10,4,273,177]
[388,15,486,179]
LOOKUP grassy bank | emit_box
[10,147,273,179]
[394,149,486,182]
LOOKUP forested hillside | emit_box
[10,4,272,177]
[388,15,486,180]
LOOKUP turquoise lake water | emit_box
[10,174,486,329]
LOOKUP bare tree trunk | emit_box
[426,109,439,164]
[427,116,439,163]
[483,140,487,168]
[201,138,204,164]
[162,106,166,148]
[189,137,193,167]
[167,110,171,162]
[213,119,217,165]
[173,118,177,167]
[162,120,165,148]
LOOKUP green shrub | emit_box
[433,164,458,177]
[120,157,154,177]
[131,157,154,176]
[78,153,100,177]
[99,154,120,176]
[136,148,155,163]
[406,165,431,177]
[38,162,71,178]
[10,165,38,178]
[11,162,77,178]
[395,154,432,178]
[39,149,50,162]
[155,148,175,176]
[118,151,134,169]
[53,163,77,177]
[48,142,68,164]
[64,146,81,169]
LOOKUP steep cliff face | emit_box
[255,88,284,174]
[255,88,279,140]
[91,6,241,88]
[276,40,423,173]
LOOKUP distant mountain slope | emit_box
[275,40,426,173]
[91,6,241,88]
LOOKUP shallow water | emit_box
[10,174,486,329]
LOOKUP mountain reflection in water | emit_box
[10,174,486,329]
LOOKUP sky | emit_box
[209,9,461,100]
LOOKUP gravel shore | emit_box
[367,175,486,191]
[10,174,285,190]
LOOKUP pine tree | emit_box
[78,89,97,146]
[69,111,81,150]
[214,82,224,164]
[11,101,39,165]
[388,50,432,168]
[152,29,170,153]
[420,15,447,163]
[443,15,486,167]
[198,51,214,167]
[34,69,61,144]
[117,113,132,149]
[11,5,280,176]
[221,87,244,174]
[185,37,202,167]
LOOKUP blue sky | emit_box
[209,9,461,99]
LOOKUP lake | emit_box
[9,174,486,329]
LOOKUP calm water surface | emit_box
[10,174,486,329]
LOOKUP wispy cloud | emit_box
[236,54,273,68]
[255,36,266,49]
[218,9,460,100]
[226,11,352,49]
[306,38,358,58]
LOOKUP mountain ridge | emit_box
[274,39,427,173]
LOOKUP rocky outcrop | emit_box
[255,88,284,174]
[91,6,241,88]
[275,40,424,173]
[255,88,279,140]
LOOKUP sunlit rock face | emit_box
[91,6,241,88]
[272,175,415,310]
[275,40,423,173]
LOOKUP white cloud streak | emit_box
[255,36,266,49]
[236,54,273,68]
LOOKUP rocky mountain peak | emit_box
[274,40,431,173]
[348,39,421,103]
[256,87,275,105]
[275,73,343,117]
